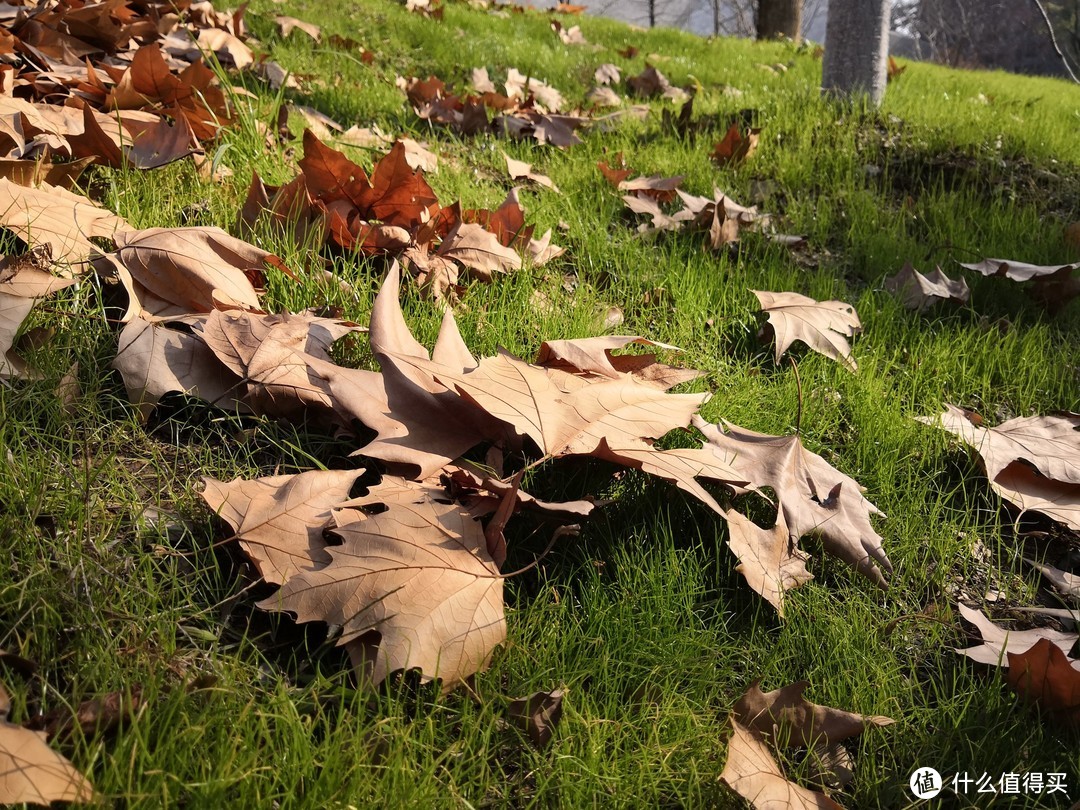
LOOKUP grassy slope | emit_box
[1,1,1079,807]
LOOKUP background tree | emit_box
[757,0,802,41]
[821,0,890,105]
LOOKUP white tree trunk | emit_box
[821,0,890,105]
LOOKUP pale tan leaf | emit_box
[593,63,620,85]
[439,222,522,279]
[0,179,128,265]
[1025,558,1080,600]
[695,416,891,588]
[275,15,321,41]
[259,482,505,690]
[406,350,708,461]
[959,258,1076,282]
[109,227,273,321]
[993,461,1080,531]
[955,603,1079,668]
[752,290,861,372]
[918,405,1080,529]
[361,264,502,478]
[919,405,1080,484]
[0,293,33,379]
[622,194,693,231]
[201,469,364,584]
[0,682,95,805]
[399,138,438,172]
[111,317,247,420]
[535,335,701,389]
[503,153,558,192]
[721,721,844,810]
[726,510,813,617]
[585,86,622,107]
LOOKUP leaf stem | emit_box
[789,356,803,435]
[498,524,579,578]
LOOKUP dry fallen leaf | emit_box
[733,680,894,749]
[752,290,862,372]
[959,258,1076,282]
[711,123,760,166]
[201,469,366,585]
[695,416,892,589]
[0,179,128,266]
[721,721,844,810]
[507,687,566,748]
[275,15,321,41]
[0,681,95,805]
[594,63,620,85]
[504,153,558,192]
[955,603,1078,667]
[0,253,77,378]
[918,405,1080,529]
[535,335,702,390]
[884,263,970,311]
[259,479,505,691]
[106,226,275,321]
[1025,558,1080,601]
[1007,638,1080,727]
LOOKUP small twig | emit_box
[788,357,803,436]
[1031,0,1080,84]
[498,525,579,578]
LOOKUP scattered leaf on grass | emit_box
[0,681,95,805]
[504,153,558,191]
[917,405,1080,529]
[1007,638,1080,727]
[711,123,760,166]
[752,290,862,372]
[259,481,505,691]
[695,416,892,589]
[884,263,970,311]
[507,688,566,748]
[955,603,1078,667]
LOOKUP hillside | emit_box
[0,0,1078,806]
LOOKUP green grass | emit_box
[2,1,1080,807]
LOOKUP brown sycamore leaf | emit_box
[733,680,894,749]
[626,65,671,98]
[721,721,844,810]
[622,194,693,231]
[594,63,621,85]
[275,15,321,41]
[106,227,274,322]
[399,137,438,173]
[884,263,969,312]
[0,252,77,378]
[534,335,702,390]
[507,688,566,747]
[504,153,558,192]
[955,603,1078,667]
[918,405,1080,529]
[585,86,622,108]
[694,416,892,588]
[403,349,708,462]
[726,510,813,617]
[958,258,1076,282]
[111,317,247,419]
[0,681,95,805]
[752,290,862,372]
[1007,638,1080,726]
[711,123,760,166]
[618,174,683,202]
[201,469,368,584]
[361,263,508,478]
[0,179,128,266]
[258,480,505,690]
[439,222,522,280]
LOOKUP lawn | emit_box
[2,0,1079,807]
